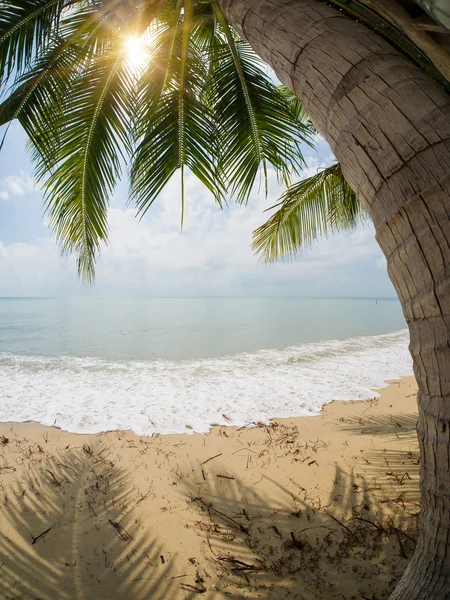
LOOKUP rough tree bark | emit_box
[218,0,450,597]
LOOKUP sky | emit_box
[0,121,397,298]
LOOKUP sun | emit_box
[125,37,147,70]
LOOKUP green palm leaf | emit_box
[0,0,318,280]
[0,1,126,158]
[131,13,224,219]
[0,0,72,82]
[277,84,317,135]
[41,42,134,281]
[252,163,368,262]
[206,9,313,203]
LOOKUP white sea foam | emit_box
[0,329,413,435]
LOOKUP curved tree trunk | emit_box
[218,0,450,597]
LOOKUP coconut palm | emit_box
[1,1,450,598]
[252,162,366,261]
[219,2,450,599]
[0,0,314,279]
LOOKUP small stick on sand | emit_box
[217,556,263,571]
[289,478,306,492]
[193,498,249,534]
[31,525,53,545]
[46,470,61,487]
[354,517,383,532]
[395,529,407,558]
[180,583,206,593]
[200,453,222,465]
[136,490,151,505]
[325,512,356,539]
[56,463,77,477]
[108,519,133,541]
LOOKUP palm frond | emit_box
[131,15,224,220]
[0,30,92,159]
[0,2,121,138]
[277,84,317,135]
[0,0,127,85]
[41,42,134,281]
[252,163,367,262]
[0,0,72,82]
[205,9,313,203]
[0,0,324,281]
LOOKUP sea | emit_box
[0,297,413,435]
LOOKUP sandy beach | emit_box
[0,377,419,600]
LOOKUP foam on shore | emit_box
[0,329,413,435]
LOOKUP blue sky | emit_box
[0,122,397,297]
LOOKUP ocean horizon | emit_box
[0,296,413,435]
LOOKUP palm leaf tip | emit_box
[252,163,367,263]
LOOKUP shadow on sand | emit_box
[180,416,420,599]
[0,415,420,599]
[0,441,194,600]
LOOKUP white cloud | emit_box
[0,166,393,297]
[0,137,395,298]
[0,173,36,199]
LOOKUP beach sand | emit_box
[0,377,419,600]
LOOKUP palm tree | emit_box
[1,1,449,598]
[252,162,366,261]
[0,0,314,279]
[218,2,450,599]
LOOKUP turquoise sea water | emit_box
[0,297,412,434]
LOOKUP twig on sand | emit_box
[180,583,206,593]
[46,470,61,487]
[108,519,133,541]
[83,444,93,456]
[232,447,258,455]
[136,489,152,505]
[192,497,249,535]
[216,474,234,480]
[395,528,407,558]
[289,478,306,492]
[0,465,16,474]
[354,517,383,532]
[31,526,53,545]
[324,512,356,539]
[217,555,264,572]
[56,463,77,477]
[201,453,222,465]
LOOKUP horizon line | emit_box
[0,295,400,300]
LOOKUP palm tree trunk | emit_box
[218,0,450,597]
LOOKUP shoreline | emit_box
[0,376,419,600]
[0,373,415,439]
[0,327,412,437]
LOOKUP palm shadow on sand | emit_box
[0,441,195,600]
[0,414,420,600]
[180,417,420,599]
